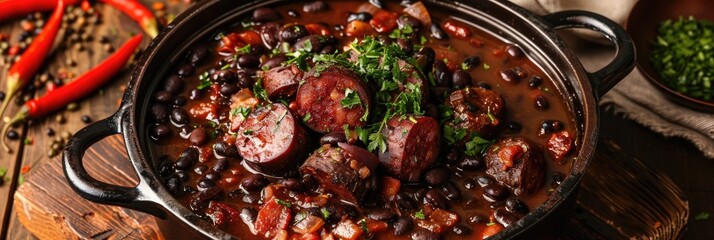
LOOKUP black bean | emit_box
[150,104,168,123]
[444,148,461,164]
[507,121,522,132]
[414,47,435,72]
[552,171,565,185]
[393,192,416,209]
[164,75,184,94]
[158,158,174,176]
[489,201,506,209]
[463,178,476,190]
[213,141,239,158]
[465,102,479,112]
[237,54,260,69]
[236,71,255,89]
[513,67,527,79]
[483,184,508,202]
[396,38,413,54]
[211,69,237,83]
[261,55,287,70]
[458,156,484,170]
[477,81,492,90]
[280,178,305,192]
[476,174,494,187]
[452,69,472,88]
[494,208,518,227]
[260,23,280,49]
[243,194,261,204]
[279,24,309,43]
[453,224,472,235]
[320,45,336,54]
[528,75,542,88]
[430,22,448,40]
[242,174,269,192]
[397,15,422,32]
[411,229,439,240]
[213,159,228,172]
[424,189,449,209]
[368,208,396,221]
[194,165,208,175]
[189,46,209,64]
[423,167,450,186]
[506,45,525,59]
[189,187,222,211]
[81,115,92,123]
[197,178,216,189]
[534,95,550,111]
[154,91,173,103]
[319,131,347,146]
[151,124,171,139]
[253,8,280,22]
[500,68,519,83]
[506,197,529,214]
[189,89,202,100]
[189,128,208,146]
[539,120,564,135]
[183,186,197,194]
[369,0,385,8]
[442,182,461,200]
[393,216,413,236]
[295,35,324,53]
[176,171,189,182]
[347,12,372,22]
[174,148,199,170]
[173,96,187,107]
[205,171,221,181]
[469,214,487,223]
[176,64,194,76]
[179,125,194,139]
[303,1,328,13]
[219,83,239,96]
[285,10,299,17]
[400,0,416,6]
[170,108,190,125]
[462,56,481,70]
[425,103,439,119]
[165,176,181,194]
[433,60,451,87]
[240,207,258,226]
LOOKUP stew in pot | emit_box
[148,1,576,239]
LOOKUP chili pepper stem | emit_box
[0,74,22,123]
[0,106,28,153]
[142,18,159,38]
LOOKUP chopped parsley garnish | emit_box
[252,78,269,102]
[359,219,370,233]
[486,222,496,226]
[443,125,467,146]
[196,71,211,90]
[695,212,710,221]
[321,208,331,219]
[389,25,414,39]
[414,209,425,220]
[0,167,7,178]
[230,106,251,118]
[235,44,252,54]
[275,198,291,208]
[343,124,351,139]
[340,88,363,109]
[243,130,253,135]
[302,113,312,122]
[483,63,491,70]
[464,134,494,157]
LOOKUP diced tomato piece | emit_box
[497,145,523,170]
[434,47,459,71]
[292,214,326,234]
[481,224,503,239]
[380,176,401,200]
[221,32,245,51]
[255,197,293,238]
[306,24,331,36]
[345,20,373,38]
[416,219,444,233]
[190,102,218,120]
[294,233,320,240]
[238,30,263,46]
[365,219,388,233]
[492,48,505,57]
[273,229,289,240]
[442,20,472,39]
[332,220,364,240]
[547,131,573,162]
[205,201,242,227]
[429,209,460,228]
[369,10,399,33]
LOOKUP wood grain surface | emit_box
[0,0,710,239]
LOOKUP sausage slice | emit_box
[296,65,371,133]
[262,64,303,100]
[445,87,503,139]
[484,137,545,196]
[235,103,309,176]
[300,144,377,205]
[379,115,440,182]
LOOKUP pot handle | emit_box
[63,108,165,218]
[543,10,635,98]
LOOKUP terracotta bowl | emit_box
[627,0,714,112]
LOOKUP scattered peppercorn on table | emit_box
[0,0,710,239]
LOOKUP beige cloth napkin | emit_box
[510,0,714,158]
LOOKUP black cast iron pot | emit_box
[63,0,634,239]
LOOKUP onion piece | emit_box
[404,1,432,27]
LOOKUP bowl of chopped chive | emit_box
[627,0,714,112]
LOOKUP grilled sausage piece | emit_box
[235,103,309,176]
[300,144,377,205]
[484,137,545,196]
[445,87,503,139]
[296,65,371,133]
[262,64,303,100]
[379,115,440,182]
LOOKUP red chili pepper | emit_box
[1,34,142,153]
[0,0,79,22]
[99,0,159,38]
[0,0,65,125]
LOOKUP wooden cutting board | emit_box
[9,137,688,239]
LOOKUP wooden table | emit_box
[0,1,711,239]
